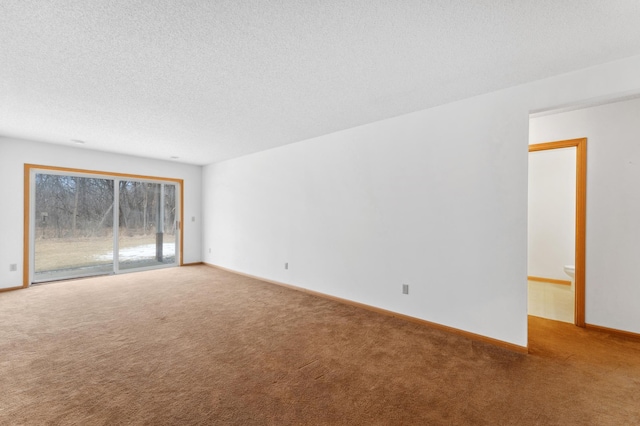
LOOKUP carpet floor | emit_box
[1,265,639,425]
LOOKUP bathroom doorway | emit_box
[528,139,586,327]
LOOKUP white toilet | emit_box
[564,265,575,291]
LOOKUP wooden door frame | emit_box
[23,164,185,287]
[529,138,587,327]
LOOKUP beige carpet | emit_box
[1,265,639,425]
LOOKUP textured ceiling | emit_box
[2,1,640,165]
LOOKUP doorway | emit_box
[528,139,586,326]
[25,165,183,285]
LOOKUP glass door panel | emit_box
[31,169,180,284]
[117,181,177,271]
[34,173,115,282]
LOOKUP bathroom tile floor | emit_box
[528,280,574,323]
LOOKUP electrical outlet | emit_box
[208,248,211,254]
[285,262,288,270]
[402,284,409,294]
[191,216,195,222]
[9,264,17,272]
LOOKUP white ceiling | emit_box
[2,1,640,165]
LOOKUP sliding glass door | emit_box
[34,174,115,282]
[117,180,177,271]
[31,168,180,283]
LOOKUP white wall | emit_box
[0,137,202,289]
[203,54,640,347]
[530,97,640,334]
[528,148,576,281]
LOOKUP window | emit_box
[26,165,182,284]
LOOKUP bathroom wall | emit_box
[528,147,576,281]
[530,96,640,333]
[0,136,203,290]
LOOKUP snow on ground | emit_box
[95,244,175,261]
